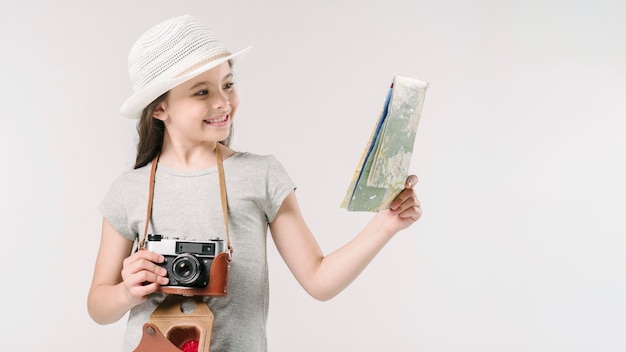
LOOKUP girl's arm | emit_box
[87,219,168,324]
[269,175,421,301]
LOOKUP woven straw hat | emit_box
[120,15,251,119]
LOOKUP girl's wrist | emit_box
[369,212,398,239]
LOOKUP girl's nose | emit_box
[212,91,230,109]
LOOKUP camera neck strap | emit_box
[139,144,232,256]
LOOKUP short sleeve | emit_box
[98,175,137,242]
[264,156,296,223]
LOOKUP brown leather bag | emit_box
[134,295,214,352]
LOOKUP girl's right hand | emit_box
[120,249,169,304]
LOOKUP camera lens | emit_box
[171,254,201,285]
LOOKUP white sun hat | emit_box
[120,14,251,119]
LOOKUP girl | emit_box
[87,14,422,352]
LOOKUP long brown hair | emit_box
[134,93,167,169]
[133,91,234,169]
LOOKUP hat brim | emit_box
[120,46,252,119]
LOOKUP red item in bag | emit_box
[181,339,199,352]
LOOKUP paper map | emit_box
[341,75,428,212]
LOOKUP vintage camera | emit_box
[145,234,226,289]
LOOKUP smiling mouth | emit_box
[204,114,229,125]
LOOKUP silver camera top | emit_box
[145,234,226,257]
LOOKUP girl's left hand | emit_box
[383,175,422,233]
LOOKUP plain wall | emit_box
[2,0,625,351]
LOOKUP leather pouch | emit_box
[134,295,214,352]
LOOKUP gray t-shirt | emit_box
[98,152,295,352]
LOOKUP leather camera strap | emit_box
[139,144,232,255]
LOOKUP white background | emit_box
[2,0,625,351]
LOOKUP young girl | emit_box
[88,14,422,352]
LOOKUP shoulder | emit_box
[227,152,293,188]
[229,152,286,171]
[99,164,152,226]
[106,164,152,193]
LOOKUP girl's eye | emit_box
[224,82,235,90]
[195,89,208,96]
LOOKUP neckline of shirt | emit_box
[155,151,243,177]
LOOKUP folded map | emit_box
[341,75,428,212]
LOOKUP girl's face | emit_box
[154,61,239,146]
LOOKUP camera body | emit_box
[145,234,226,289]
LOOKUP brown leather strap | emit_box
[139,153,159,248]
[139,144,232,254]
[215,144,232,255]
